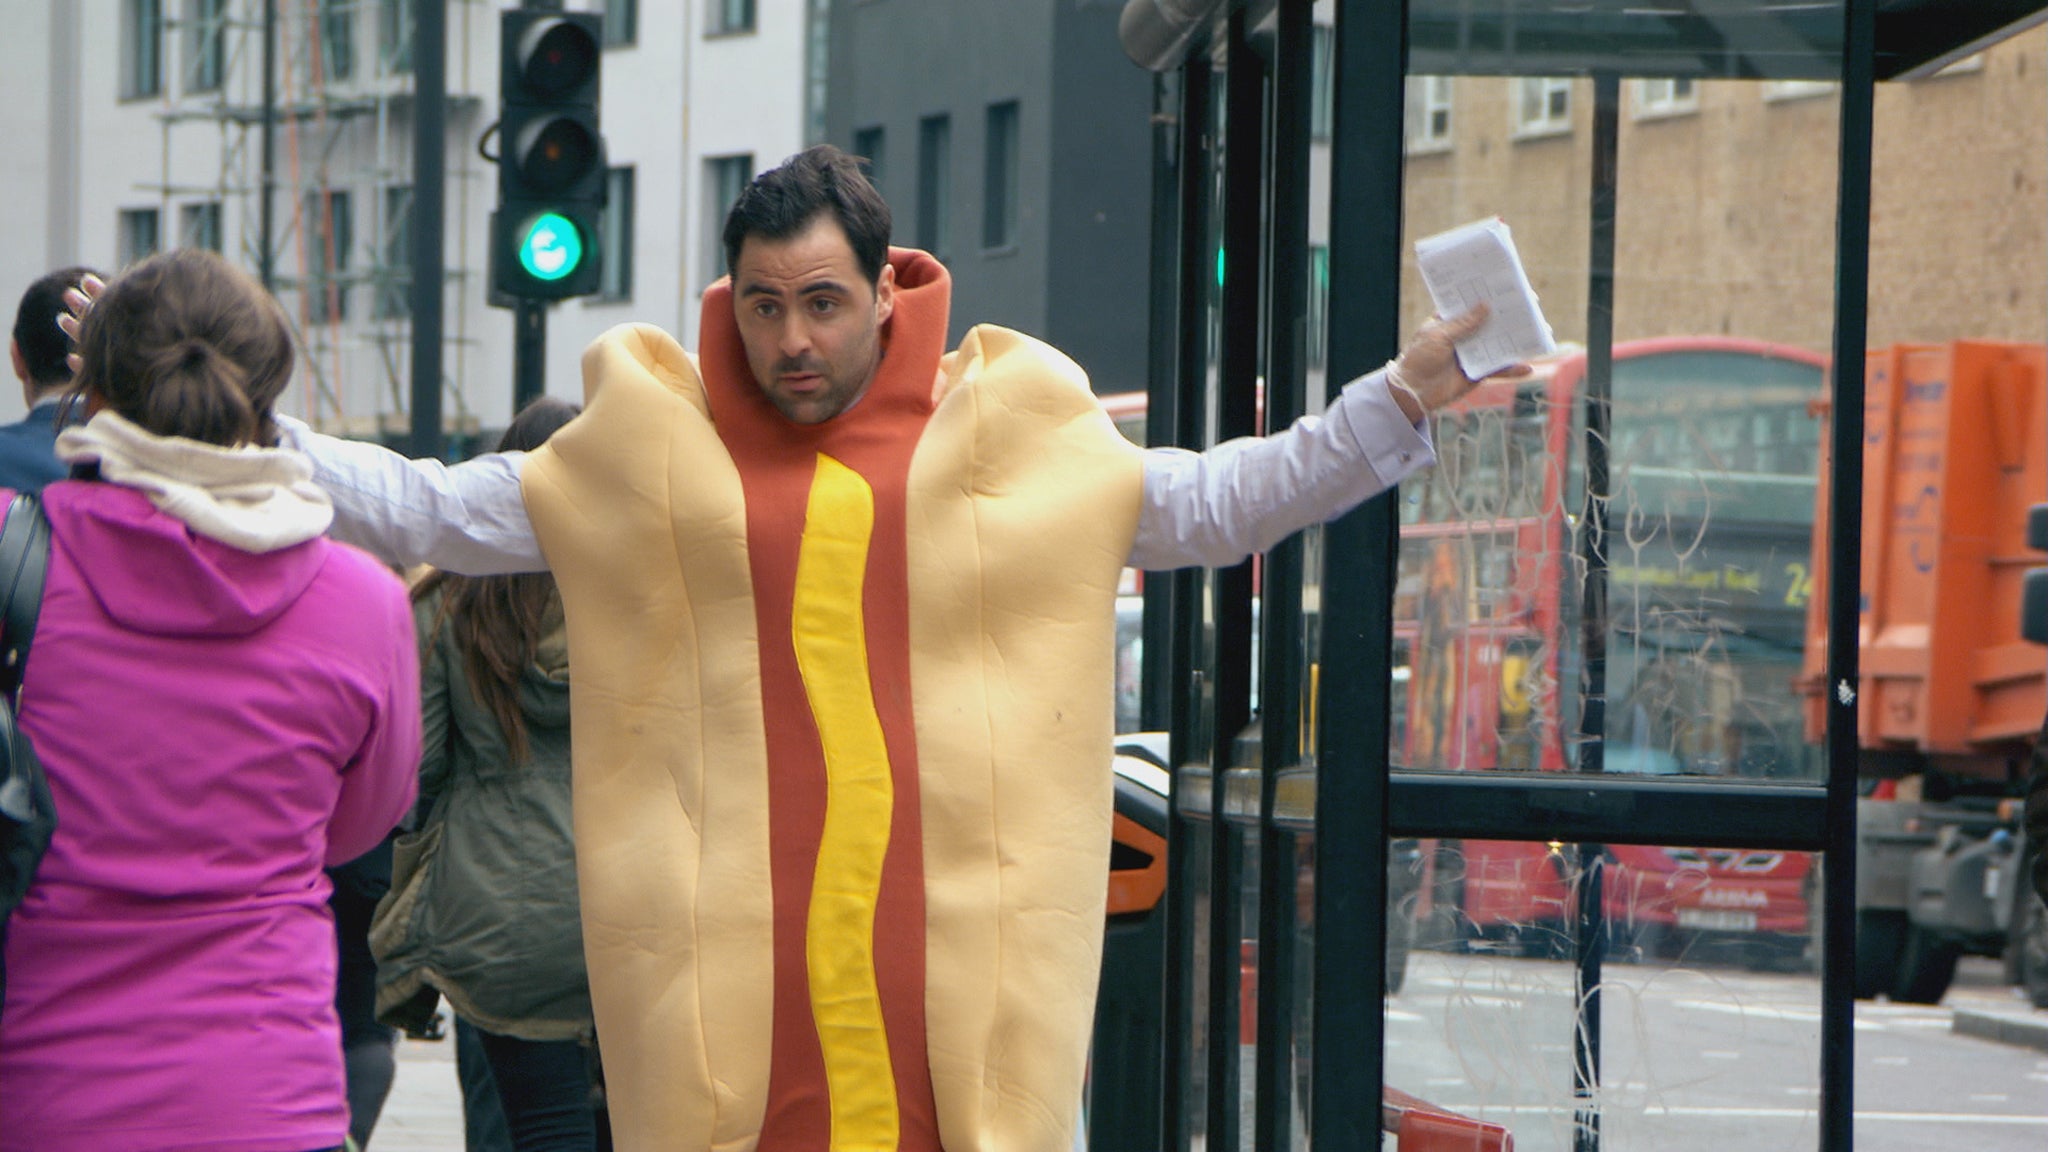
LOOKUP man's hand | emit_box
[57,273,107,377]
[1385,304,1531,422]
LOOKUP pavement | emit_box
[370,1030,467,1152]
[1943,956,2048,1054]
[1953,1004,2048,1052]
[357,959,2048,1150]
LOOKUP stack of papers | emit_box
[1414,217,1557,380]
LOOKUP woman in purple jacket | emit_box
[0,249,421,1152]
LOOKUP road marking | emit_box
[1968,1095,2010,1103]
[1700,1050,1742,1060]
[1680,999,1882,1030]
[1871,1056,1909,1065]
[1448,993,1531,1007]
[1424,1105,2048,1126]
[1385,1009,1425,1023]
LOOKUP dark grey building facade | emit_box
[824,0,1155,395]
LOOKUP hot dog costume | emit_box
[520,249,1144,1152]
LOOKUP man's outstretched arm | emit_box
[277,417,547,575]
[1127,307,1508,572]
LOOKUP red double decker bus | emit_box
[1395,336,1830,964]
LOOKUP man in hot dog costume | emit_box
[278,146,1499,1152]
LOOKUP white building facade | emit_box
[0,0,812,440]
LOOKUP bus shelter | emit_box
[1105,3,2048,1152]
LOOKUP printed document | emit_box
[1414,217,1556,379]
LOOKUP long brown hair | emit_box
[72,249,293,447]
[413,397,580,762]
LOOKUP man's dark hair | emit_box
[12,265,103,388]
[722,145,892,286]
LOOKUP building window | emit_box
[604,0,637,47]
[1310,24,1334,141]
[1405,75,1453,153]
[599,166,635,302]
[119,208,161,267]
[305,189,353,323]
[852,126,885,188]
[1306,244,1329,370]
[1634,77,1698,119]
[705,154,754,287]
[381,0,413,74]
[1513,76,1572,138]
[184,0,226,93]
[804,0,830,145]
[982,101,1019,250]
[916,114,951,258]
[180,201,222,251]
[122,0,164,100]
[322,0,355,82]
[1762,79,1837,102]
[709,0,756,36]
[377,185,412,319]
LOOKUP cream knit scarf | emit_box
[55,410,334,553]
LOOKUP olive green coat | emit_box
[369,587,592,1041]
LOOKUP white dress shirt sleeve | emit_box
[1126,367,1435,572]
[277,416,547,575]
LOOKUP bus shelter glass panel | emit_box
[1381,3,1846,1151]
[1393,70,1841,788]
[1393,842,1828,1152]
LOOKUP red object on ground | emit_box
[1383,1086,1515,1152]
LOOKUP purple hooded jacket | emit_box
[0,480,420,1152]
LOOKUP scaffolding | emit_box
[146,0,486,440]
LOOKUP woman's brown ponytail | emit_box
[73,250,292,448]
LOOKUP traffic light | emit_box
[492,9,604,301]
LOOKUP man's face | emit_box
[732,214,895,425]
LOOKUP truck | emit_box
[1799,340,2048,1006]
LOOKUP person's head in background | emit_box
[11,265,106,412]
[415,395,581,762]
[70,250,292,448]
[496,395,580,456]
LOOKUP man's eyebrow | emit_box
[738,277,850,299]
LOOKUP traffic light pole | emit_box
[513,299,546,414]
[409,0,448,460]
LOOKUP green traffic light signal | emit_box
[517,213,586,282]
[493,9,603,301]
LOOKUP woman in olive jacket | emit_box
[371,398,595,1152]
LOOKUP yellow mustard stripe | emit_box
[791,452,899,1152]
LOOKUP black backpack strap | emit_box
[0,494,52,700]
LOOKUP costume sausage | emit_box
[522,249,1145,1152]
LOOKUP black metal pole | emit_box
[1255,4,1311,1152]
[513,298,547,413]
[409,0,448,459]
[1571,69,1621,1152]
[1142,70,1184,734]
[1162,56,1212,1152]
[1823,3,1876,1150]
[1206,14,1264,1152]
[259,0,276,290]
[1312,1,1404,1147]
